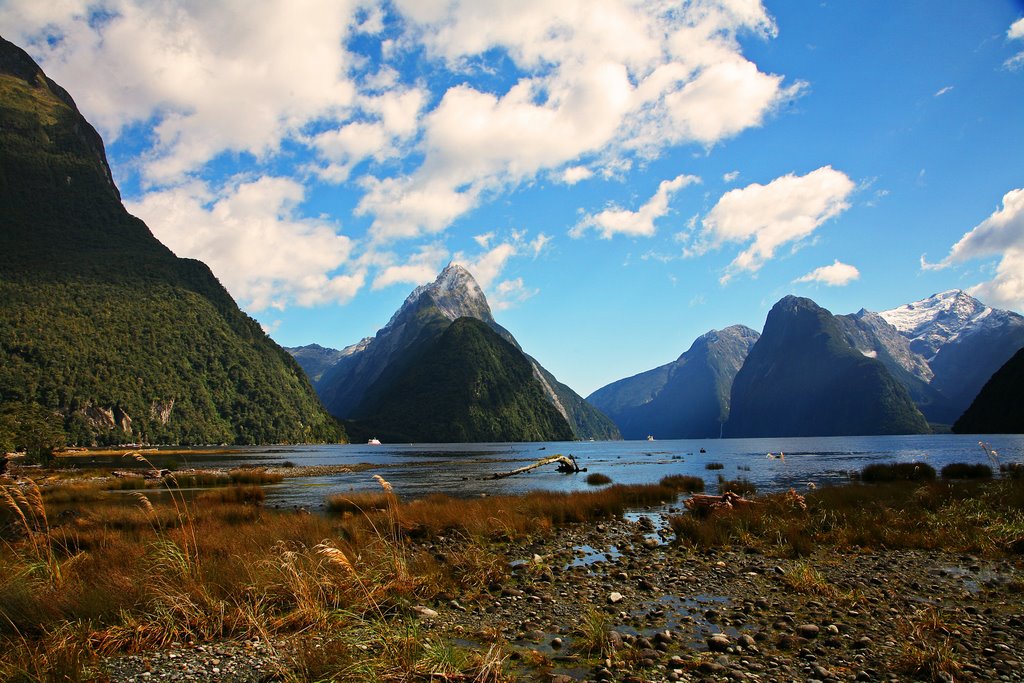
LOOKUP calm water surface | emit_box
[152,434,1024,510]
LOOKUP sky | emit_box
[2,0,1023,397]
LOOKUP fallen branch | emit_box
[487,454,584,480]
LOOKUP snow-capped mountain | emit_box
[875,290,1024,423]
[880,290,1016,360]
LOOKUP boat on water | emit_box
[647,435,655,441]
[367,437,382,445]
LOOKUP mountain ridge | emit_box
[724,296,930,437]
[0,36,343,446]
[303,264,621,441]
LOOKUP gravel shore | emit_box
[103,510,1024,682]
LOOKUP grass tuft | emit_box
[860,462,936,483]
[585,473,612,486]
[940,462,992,480]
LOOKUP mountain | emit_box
[0,37,342,445]
[587,325,759,439]
[953,346,1024,434]
[285,344,347,384]
[879,290,1024,423]
[308,264,620,441]
[725,296,930,437]
[835,309,955,421]
[350,317,574,443]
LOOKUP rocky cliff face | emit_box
[588,325,759,439]
[310,264,620,441]
[725,296,929,437]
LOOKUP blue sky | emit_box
[3,1,1023,396]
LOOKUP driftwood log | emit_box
[685,488,807,514]
[684,491,757,513]
[487,454,583,480]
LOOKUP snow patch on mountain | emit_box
[880,290,998,360]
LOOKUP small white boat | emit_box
[367,437,382,445]
[647,435,655,441]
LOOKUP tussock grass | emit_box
[325,490,394,515]
[940,462,992,479]
[4,467,1022,681]
[705,462,724,470]
[717,475,756,496]
[669,478,1024,557]
[659,474,704,492]
[860,461,935,483]
[585,473,612,486]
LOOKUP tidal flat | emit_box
[1,459,1022,682]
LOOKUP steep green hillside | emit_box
[0,37,342,445]
[353,318,574,443]
[953,346,1024,434]
[725,296,929,437]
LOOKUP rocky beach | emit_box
[94,491,1023,682]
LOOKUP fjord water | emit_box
[197,434,1024,509]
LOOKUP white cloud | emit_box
[529,233,553,257]
[723,170,740,183]
[361,0,797,240]
[491,277,539,310]
[560,166,594,185]
[1006,17,1024,70]
[2,0,362,185]
[125,177,362,311]
[1009,17,1024,40]
[934,85,953,97]
[924,188,1024,310]
[371,243,450,290]
[570,173,701,239]
[473,232,495,248]
[453,243,517,289]
[794,259,861,287]
[693,166,855,283]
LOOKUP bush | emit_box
[705,462,724,470]
[940,463,992,480]
[585,473,612,486]
[860,462,936,483]
[1001,463,1024,480]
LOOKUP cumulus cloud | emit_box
[923,188,1024,310]
[793,259,861,286]
[570,173,701,239]
[359,0,798,240]
[2,0,362,185]
[692,166,855,283]
[125,177,362,311]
